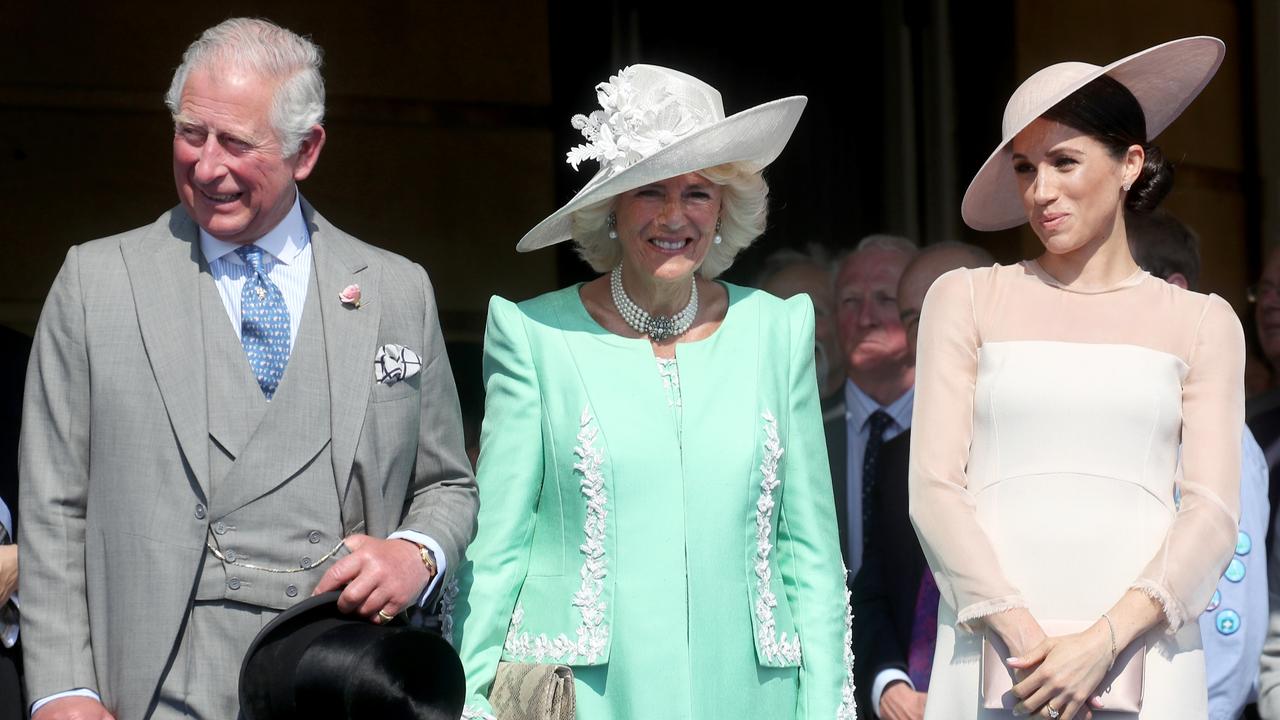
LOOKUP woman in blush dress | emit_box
[909,37,1241,719]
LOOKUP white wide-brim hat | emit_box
[961,36,1224,232]
[516,64,807,252]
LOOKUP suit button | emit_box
[213,521,227,535]
[308,531,322,544]
[286,585,298,598]
[228,577,241,591]
[195,504,207,520]
[224,549,238,563]
[300,557,313,568]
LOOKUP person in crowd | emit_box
[0,497,19,720]
[852,242,993,720]
[19,19,476,720]
[0,326,28,720]
[1128,209,1269,720]
[447,65,852,720]
[830,235,918,577]
[1249,246,1280,558]
[756,245,846,416]
[911,37,1239,719]
[1252,247,1280,402]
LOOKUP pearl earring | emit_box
[607,212,618,240]
[713,218,723,245]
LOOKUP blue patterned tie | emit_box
[235,245,290,400]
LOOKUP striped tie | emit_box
[235,245,291,399]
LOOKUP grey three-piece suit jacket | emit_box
[18,201,478,718]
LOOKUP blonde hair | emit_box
[568,162,770,278]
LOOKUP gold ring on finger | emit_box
[377,609,396,623]
[1046,703,1061,719]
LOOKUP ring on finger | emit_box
[1045,703,1061,719]
[377,609,396,623]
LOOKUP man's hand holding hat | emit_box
[312,535,434,623]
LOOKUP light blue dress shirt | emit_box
[1199,431,1269,720]
[843,379,913,578]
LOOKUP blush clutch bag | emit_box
[981,619,1145,713]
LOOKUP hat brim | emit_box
[961,36,1225,232]
[516,95,808,252]
[238,592,463,720]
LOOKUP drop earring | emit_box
[713,218,723,245]
[607,212,618,240]
[1122,181,1132,192]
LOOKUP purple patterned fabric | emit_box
[907,568,940,690]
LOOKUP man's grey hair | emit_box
[833,234,920,276]
[164,18,325,157]
[754,244,834,289]
[854,233,920,256]
[1126,208,1201,290]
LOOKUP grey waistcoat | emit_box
[194,265,351,609]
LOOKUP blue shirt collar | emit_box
[844,378,914,433]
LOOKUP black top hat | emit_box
[238,591,465,720]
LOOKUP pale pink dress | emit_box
[909,261,1244,718]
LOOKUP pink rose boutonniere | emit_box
[339,284,362,308]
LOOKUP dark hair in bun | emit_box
[1041,74,1173,213]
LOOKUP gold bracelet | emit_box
[1101,612,1118,670]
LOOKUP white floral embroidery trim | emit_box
[656,357,682,408]
[438,574,460,645]
[753,410,803,665]
[837,568,858,720]
[462,706,496,720]
[503,405,610,663]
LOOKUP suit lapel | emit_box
[306,201,380,501]
[121,208,210,498]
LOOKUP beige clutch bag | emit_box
[490,662,576,720]
[981,619,1144,713]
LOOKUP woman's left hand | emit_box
[1007,621,1111,719]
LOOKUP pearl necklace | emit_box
[610,265,698,341]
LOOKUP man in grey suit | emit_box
[20,18,477,720]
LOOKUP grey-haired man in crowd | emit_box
[829,234,919,579]
[21,18,476,719]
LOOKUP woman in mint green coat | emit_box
[447,65,854,720]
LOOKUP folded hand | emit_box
[312,535,431,622]
[1008,623,1111,719]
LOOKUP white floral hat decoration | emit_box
[962,36,1224,231]
[516,65,807,252]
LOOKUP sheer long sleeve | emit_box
[908,269,1027,626]
[1131,294,1242,631]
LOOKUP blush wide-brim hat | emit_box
[516,64,807,252]
[961,36,1225,232]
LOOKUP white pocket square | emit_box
[374,344,423,385]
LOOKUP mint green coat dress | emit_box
[447,283,855,720]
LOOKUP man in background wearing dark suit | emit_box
[851,242,991,720]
